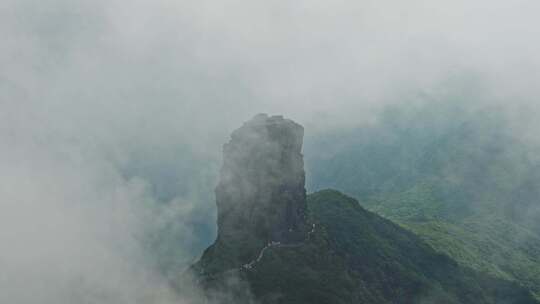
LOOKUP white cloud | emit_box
[1,0,540,302]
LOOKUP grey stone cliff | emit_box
[196,114,308,270]
[217,113,307,241]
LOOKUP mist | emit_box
[1,0,540,303]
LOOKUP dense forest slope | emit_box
[190,190,537,304]
[305,102,540,298]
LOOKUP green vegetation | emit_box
[191,190,537,303]
[306,101,540,299]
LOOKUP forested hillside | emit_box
[305,102,540,298]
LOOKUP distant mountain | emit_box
[182,114,537,303]
[305,102,540,299]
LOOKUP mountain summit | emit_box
[216,114,308,252]
[186,114,538,304]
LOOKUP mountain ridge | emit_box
[182,114,538,303]
[305,102,540,299]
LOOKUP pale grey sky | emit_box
[1,0,540,303]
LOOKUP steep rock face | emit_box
[200,114,308,270]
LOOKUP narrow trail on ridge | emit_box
[196,223,317,283]
[242,223,317,270]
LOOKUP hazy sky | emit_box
[1,0,540,303]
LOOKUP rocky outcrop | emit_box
[196,114,308,271]
[220,114,307,250]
